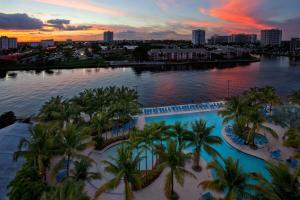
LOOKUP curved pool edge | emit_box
[221,127,271,162]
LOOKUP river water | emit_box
[0,56,300,116]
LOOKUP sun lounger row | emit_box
[226,131,246,145]
[142,102,225,115]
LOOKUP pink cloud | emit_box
[196,0,272,34]
[33,0,125,16]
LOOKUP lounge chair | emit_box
[270,149,281,160]
[200,192,213,200]
[287,157,298,168]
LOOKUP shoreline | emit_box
[0,58,260,71]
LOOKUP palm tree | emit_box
[246,110,278,146]
[288,90,300,105]
[200,157,259,200]
[70,159,101,181]
[283,123,300,148]
[260,86,281,112]
[171,122,190,148]
[155,140,195,200]
[253,162,300,200]
[41,179,89,200]
[132,124,156,170]
[187,120,222,171]
[94,145,142,200]
[51,124,94,179]
[91,111,112,140]
[218,96,246,125]
[14,123,55,181]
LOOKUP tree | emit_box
[70,159,101,181]
[14,123,55,181]
[289,90,300,105]
[187,120,222,171]
[94,145,142,200]
[41,179,89,200]
[200,157,259,200]
[156,140,195,200]
[218,96,246,125]
[259,86,281,112]
[170,122,190,148]
[283,123,300,158]
[8,162,48,200]
[246,110,278,146]
[253,162,300,200]
[51,124,94,179]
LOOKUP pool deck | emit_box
[222,123,296,164]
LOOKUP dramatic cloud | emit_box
[33,0,124,16]
[264,17,300,39]
[0,13,43,30]
[46,18,91,31]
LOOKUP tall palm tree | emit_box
[51,124,94,179]
[253,162,300,200]
[170,122,190,148]
[200,157,259,200]
[70,159,101,181]
[132,124,156,170]
[91,111,112,140]
[246,110,278,146]
[218,96,246,125]
[156,140,195,200]
[14,123,55,181]
[94,145,142,200]
[41,179,89,200]
[288,90,300,105]
[187,120,222,171]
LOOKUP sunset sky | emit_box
[1,0,300,42]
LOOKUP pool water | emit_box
[145,111,271,180]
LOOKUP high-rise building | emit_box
[0,36,17,50]
[103,31,114,43]
[261,29,282,46]
[192,29,205,45]
[231,34,257,44]
[290,38,300,52]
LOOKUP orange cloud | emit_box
[197,0,272,33]
[33,0,125,16]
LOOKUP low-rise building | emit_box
[148,48,209,61]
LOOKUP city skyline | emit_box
[1,0,300,42]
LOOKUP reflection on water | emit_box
[0,56,300,116]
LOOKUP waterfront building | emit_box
[231,34,257,44]
[209,34,257,44]
[261,29,282,46]
[41,39,55,47]
[148,48,209,61]
[104,31,114,43]
[209,35,231,45]
[192,29,206,45]
[0,36,17,50]
[290,38,300,52]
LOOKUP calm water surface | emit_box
[1,56,300,116]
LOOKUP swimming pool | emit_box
[145,111,271,180]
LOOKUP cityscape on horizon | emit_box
[1,0,300,42]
